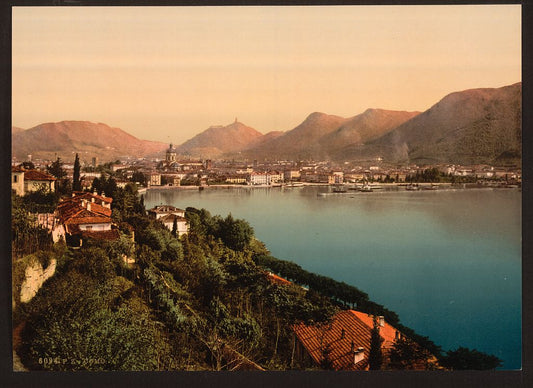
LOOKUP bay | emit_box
[144,185,522,370]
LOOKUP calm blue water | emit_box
[145,186,522,369]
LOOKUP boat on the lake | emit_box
[285,182,304,187]
[405,183,421,191]
[360,184,373,192]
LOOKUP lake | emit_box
[144,185,522,370]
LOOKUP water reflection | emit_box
[144,186,521,369]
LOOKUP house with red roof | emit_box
[56,192,118,245]
[148,205,189,236]
[293,309,437,370]
[24,169,56,194]
[11,166,56,196]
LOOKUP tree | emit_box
[47,157,70,195]
[91,177,102,194]
[21,161,35,170]
[72,153,81,192]
[47,157,66,180]
[131,171,147,186]
[440,347,502,370]
[103,177,118,198]
[12,193,52,256]
[20,270,167,371]
[388,337,430,370]
[218,214,254,251]
[172,218,178,237]
[368,317,383,370]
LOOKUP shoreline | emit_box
[142,181,520,192]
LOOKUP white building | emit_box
[11,166,25,196]
[148,205,186,219]
[147,205,189,236]
[248,172,270,185]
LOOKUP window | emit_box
[85,225,93,230]
[13,175,17,183]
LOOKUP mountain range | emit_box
[12,82,521,165]
[176,120,283,158]
[342,82,522,164]
[12,121,168,162]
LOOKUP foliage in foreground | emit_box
[13,185,502,370]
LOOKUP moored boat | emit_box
[360,184,373,192]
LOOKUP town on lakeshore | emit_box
[10,4,521,377]
[12,142,522,195]
[11,141,514,372]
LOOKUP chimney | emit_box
[350,340,354,353]
[379,316,385,327]
[87,202,91,211]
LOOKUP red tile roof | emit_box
[266,272,292,286]
[71,191,113,204]
[57,193,113,223]
[60,199,111,217]
[23,169,56,181]
[159,213,188,223]
[57,202,86,224]
[294,310,403,371]
[80,229,120,241]
[88,202,112,217]
[350,311,398,349]
[65,214,112,225]
[12,166,25,173]
[57,201,113,234]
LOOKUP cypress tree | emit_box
[368,317,383,370]
[73,153,81,192]
[172,217,178,237]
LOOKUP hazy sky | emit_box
[12,5,521,144]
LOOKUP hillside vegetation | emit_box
[12,184,501,371]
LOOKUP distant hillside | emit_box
[237,112,348,160]
[12,121,168,162]
[176,121,264,158]
[244,131,284,150]
[15,83,520,165]
[323,109,420,160]
[359,82,522,165]
[235,110,418,161]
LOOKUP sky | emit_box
[12,5,521,144]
